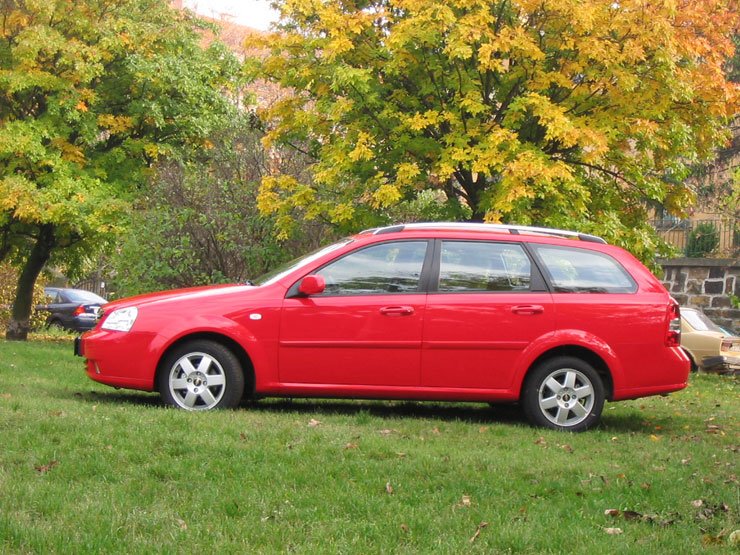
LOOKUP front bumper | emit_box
[75,329,160,390]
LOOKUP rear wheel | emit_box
[522,356,605,432]
[158,340,244,411]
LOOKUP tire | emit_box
[157,340,245,411]
[682,349,698,373]
[521,356,605,432]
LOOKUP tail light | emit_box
[73,305,86,316]
[665,300,681,347]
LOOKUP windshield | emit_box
[252,239,354,286]
[683,309,723,333]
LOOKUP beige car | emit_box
[681,308,740,373]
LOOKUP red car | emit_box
[76,223,689,431]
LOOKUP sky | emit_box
[184,0,279,30]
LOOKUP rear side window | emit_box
[438,241,531,292]
[533,246,637,293]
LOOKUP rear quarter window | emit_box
[532,245,637,294]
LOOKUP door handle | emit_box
[511,305,544,315]
[380,306,415,316]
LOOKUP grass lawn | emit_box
[0,339,737,553]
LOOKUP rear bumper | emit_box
[702,355,740,373]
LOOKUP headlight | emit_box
[101,307,138,332]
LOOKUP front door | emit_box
[279,240,430,386]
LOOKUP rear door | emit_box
[421,240,555,389]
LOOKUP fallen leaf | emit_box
[0,393,10,399]
[455,495,472,509]
[400,523,409,533]
[432,427,441,435]
[729,529,740,546]
[385,481,394,495]
[379,429,395,436]
[534,437,547,446]
[622,510,642,521]
[307,419,321,427]
[176,518,187,530]
[344,442,359,450]
[604,527,623,535]
[692,499,704,508]
[240,433,248,441]
[561,444,574,453]
[469,522,488,543]
[478,426,489,433]
[649,434,660,441]
[34,460,59,474]
[605,509,620,517]
[395,452,406,458]
[640,482,651,490]
[681,458,691,465]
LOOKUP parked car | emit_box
[40,287,107,332]
[76,223,689,431]
[680,307,740,373]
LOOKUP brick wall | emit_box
[660,258,740,333]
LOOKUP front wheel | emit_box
[521,357,605,432]
[158,340,244,411]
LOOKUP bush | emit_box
[0,263,48,331]
[685,222,720,257]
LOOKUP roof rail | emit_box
[362,222,607,244]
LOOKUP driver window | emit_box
[316,241,428,295]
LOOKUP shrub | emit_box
[685,222,720,257]
[0,264,48,331]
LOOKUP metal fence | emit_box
[651,218,739,258]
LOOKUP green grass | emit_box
[0,340,737,553]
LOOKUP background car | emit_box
[681,307,740,373]
[39,287,107,332]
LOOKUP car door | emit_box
[279,240,431,386]
[421,240,555,390]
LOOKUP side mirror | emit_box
[298,275,326,296]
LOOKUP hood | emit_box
[103,284,257,312]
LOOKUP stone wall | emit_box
[659,258,740,333]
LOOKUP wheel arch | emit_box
[524,345,614,401]
[155,332,256,399]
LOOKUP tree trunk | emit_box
[455,170,488,221]
[6,225,55,341]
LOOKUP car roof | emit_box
[358,222,607,244]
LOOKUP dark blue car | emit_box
[40,288,107,332]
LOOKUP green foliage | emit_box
[254,0,738,263]
[685,222,720,258]
[111,115,325,296]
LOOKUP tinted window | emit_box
[438,241,531,292]
[682,309,722,332]
[317,241,428,295]
[64,290,107,303]
[533,246,636,293]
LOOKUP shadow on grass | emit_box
[65,388,663,433]
[248,397,528,426]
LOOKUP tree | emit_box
[0,0,238,339]
[111,113,324,296]
[253,0,738,259]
